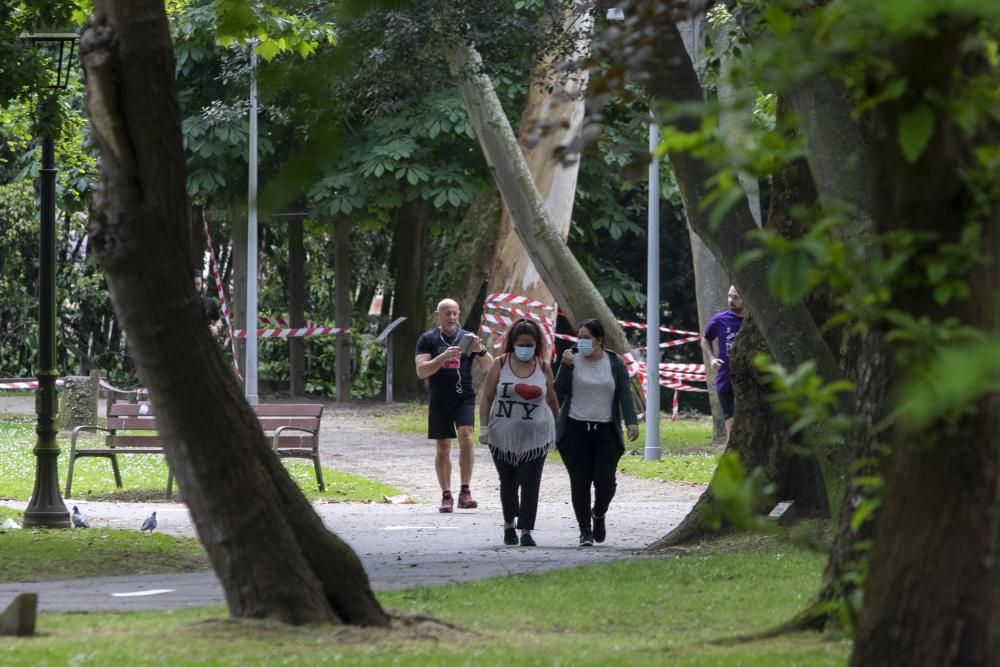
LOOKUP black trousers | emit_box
[558,418,623,531]
[491,450,546,531]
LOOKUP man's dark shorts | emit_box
[718,391,735,420]
[428,395,476,440]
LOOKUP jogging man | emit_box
[415,298,493,512]
[701,285,747,440]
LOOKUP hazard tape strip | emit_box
[231,326,350,339]
[204,211,242,379]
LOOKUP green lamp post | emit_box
[22,27,78,529]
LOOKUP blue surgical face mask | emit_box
[576,339,594,355]
[514,345,535,362]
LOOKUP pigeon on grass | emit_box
[140,512,157,535]
[71,506,90,529]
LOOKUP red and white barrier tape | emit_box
[204,211,242,379]
[258,315,318,328]
[672,389,679,421]
[485,293,557,312]
[231,326,350,339]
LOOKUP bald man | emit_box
[415,299,494,512]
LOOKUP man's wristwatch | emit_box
[476,345,488,357]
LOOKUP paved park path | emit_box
[0,398,704,613]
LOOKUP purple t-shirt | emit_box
[704,311,745,393]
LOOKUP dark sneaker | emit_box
[592,512,606,543]
[520,531,536,547]
[457,489,478,509]
[504,527,518,545]
[439,494,454,513]
[579,529,594,547]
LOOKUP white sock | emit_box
[504,522,515,529]
[521,529,531,536]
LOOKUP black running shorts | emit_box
[428,395,476,440]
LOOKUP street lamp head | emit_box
[22,28,78,90]
[606,8,625,21]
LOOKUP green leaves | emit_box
[768,247,812,303]
[896,337,1000,432]
[897,104,935,163]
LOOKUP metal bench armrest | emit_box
[272,425,318,450]
[71,425,113,448]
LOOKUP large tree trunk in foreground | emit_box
[445,41,630,352]
[81,0,387,627]
[487,1,593,307]
[851,27,1000,666]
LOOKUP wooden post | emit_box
[288,217,306,397]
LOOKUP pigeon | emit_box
[140,511,157,534]
[71,506,90,529]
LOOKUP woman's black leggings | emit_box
[491,450,546,531]
[558,418,623,531]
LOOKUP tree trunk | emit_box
[486,1,593,307]
[437,188,502,326]
[334,214,351,402]
[390,200,430,397]
[678,14,749,442]
[636,11,850,517]
[80,0,387,627]
[851,27,1000,665]
[288,217,305,397]
[445,41,630,352]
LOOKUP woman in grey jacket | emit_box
[554,319,639,546]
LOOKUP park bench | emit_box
[66,402,326,499]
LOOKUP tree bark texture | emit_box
[486,1,593,308]
[390,199,430,397]
[438,188,503,322]
[445,41,631,353]
[80,1,387,627]
[288,217,306,397]
[851,27,1000,666]
[334,214,351,402]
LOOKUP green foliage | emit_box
[896,336,1000,431]
[704,452,774,532]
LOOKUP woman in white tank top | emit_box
[478,319,559,547]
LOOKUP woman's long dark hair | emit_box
[502,318,546,360]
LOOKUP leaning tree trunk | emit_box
[444,41,631,353]
[486,0,593,307]
[80,0,388,627]
[851,26,1000,666]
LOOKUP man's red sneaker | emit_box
[439,494,454,513]
[457,489,478,509]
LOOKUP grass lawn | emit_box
[1,534,848,666]
[0,506,209,582]
[378,403,720,484]
[0,417,399,503]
